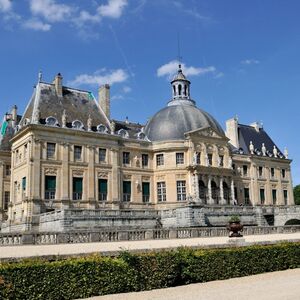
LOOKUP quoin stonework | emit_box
[0,65,298,233]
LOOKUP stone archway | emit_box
[285,219,300,226]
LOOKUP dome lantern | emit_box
[170,64,191,100]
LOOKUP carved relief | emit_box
[142,176,150,181]
[72,169,84,177]
[44,168,58,175]
[176,174,185,179]
[123,174,132,180]
[98,172,108,178]
[156,175,165,180]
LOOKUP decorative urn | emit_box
[227,215,243,237]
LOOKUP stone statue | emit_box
[228,156,233,169]
[111,121,115,134]
[273,145,278,158]
[249,141,254,155]
[262,143,266,156]
[62,110,67,128]
[87,114,92,131]
[134,155,140,167]
[284,147,288,159]
[193,151,198,165]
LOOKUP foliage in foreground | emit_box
[0,243,300,300]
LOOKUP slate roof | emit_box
[112,119,145,139]
[20,82,111,130]
[236,124,284,157]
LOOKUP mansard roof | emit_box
[237,124,284,158]
[0,115,21,151]
[20,82,111,130]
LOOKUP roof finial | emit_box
[38,70,42,83]
[177,31,182,71]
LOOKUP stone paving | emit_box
[83,268,300,300]
[0,232,300,260]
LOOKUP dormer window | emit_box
[72,120,84,130]
[118,129,129,138]
[46,116,59,127]
[97,124,108,133]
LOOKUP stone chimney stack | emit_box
[53,73,63,97]
[11,105,17,128]
[225,116,239,148]
[98,84,110,120]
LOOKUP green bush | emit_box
[0,243,300,300]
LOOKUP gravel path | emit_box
[83,268,300,300]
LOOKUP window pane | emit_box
[99,179,107,201]
[142,154,148,167]
[157,182,166,202]
[142,182,150,202]
[177,180,186,201]
[47,143,56,158]
[123,152,130,164]
[74,146,82,161]
[123,181,131,201]
[99,148,106,162]
[176,153,184,164]
[156,154,164,166]
[45,176,56,190]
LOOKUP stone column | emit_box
[287,168,294,205]
[193,173,200,202]
[207,176,213,205]
[61,143,69,201]
[201,143,207,166]
[277,167,284,205]
[265,167,272,205]
[219,177,225,205]
[111,148,120,203]
[0,162,3,212]
[250,163,259,206]
[32,140,41,199]
[230,179,236,205]
[87,146,95,206]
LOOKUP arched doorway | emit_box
[198,180,207,204]
[211,180,219,204]
[223,182,230,205]
[285,219,300,226]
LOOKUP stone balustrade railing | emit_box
[1,225,300,246]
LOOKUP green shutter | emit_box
[142,182,150,196]
[123,181,131,194]
[73,178,83,193]
[45,176,56,190]
[99,179,107,193]
[22,177,26,190]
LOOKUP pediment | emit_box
[185,126,228,140]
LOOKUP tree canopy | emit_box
[294,185,300,205]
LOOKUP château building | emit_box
[0,65,296,232]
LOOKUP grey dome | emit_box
[145,104,224,142]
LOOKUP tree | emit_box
[294,185,300,205]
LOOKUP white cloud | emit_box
[98,0,127,18]
[30,0,73,22]
[74,10,101,26]
[23,19,51,31]
[69,69,128,87]
[157,60,216,78]
[123,86,131,93]
[0,0,12,12]
[241,59,260,65]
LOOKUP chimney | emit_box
[53,73,63,97]
[225,116,239,148]
[98,84,110,119]
[11,105,17,128]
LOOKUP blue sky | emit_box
[0,0,299,185]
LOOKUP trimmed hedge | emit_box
[0,243,300,299]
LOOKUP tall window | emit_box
[177,180,186,201]
[45,176,56,199]
[176,152,184,165]
[74,146,82,161]
[47,143,56,159]
[142,154,149,167]
[99,148,106,163]
[270,168,275,178]
[5,165,11,176]
[123,152,130,165]
[157,182,166,202]
[196,152,201,164]
[272,189,277,205]
[283,190,288,205]
[22,177,26,199]
[156,154,164,166]
[98,179,107,201]
[207,154,213,166]
[142,182,150,202]
[260,188,265,205]
[123,181,131,202]
[219,155,224,167]
[73,177,83,200]
[258,166,263,177]
[4,191,10,210]
[244,188,250,205]
[282,169,286,178]
[24,144,28,158]
[243,165,248,176]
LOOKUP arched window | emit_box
[46,116,59,127]
[198,180,207,204]
[118,129,129,138]
[184,85,187,96]
[173,85,176,96]
[72,120,84,130]
[178,84,182,96]
[97,124,108,133]
[211,180,219,204]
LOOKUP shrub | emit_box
[0,243,299,299]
